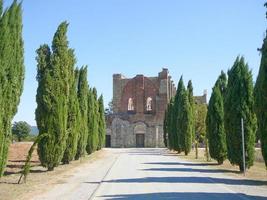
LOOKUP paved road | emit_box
[34,148,267,200]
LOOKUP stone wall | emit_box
[107,68,175,148]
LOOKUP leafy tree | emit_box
[194,103,207,158]
[12,121,31,142]
[206,71,227,164]
[98,95,106,150]
[254,3,267,167]
[36,22,72,171]
[0,1,24,177]
[224,57,257,171]
[75,66,89,159]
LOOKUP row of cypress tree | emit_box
[0,0,24,177]
[36,22,106,171]
[207,57,256,172]
[164,77,195,156]
[207,4,267,171]
[254,2,267,169]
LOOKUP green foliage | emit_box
[36,22,72,171]
[195,104,207,143]
[98,95,106,150]
[254,21,267,167]
[177,80,192,155]
[224,56,257,171]
[12,121,31,142]
[92,88,100,151]
[0,0,2,16]
[163,110,168,147]
[206,71,227,164]
[0,0,24,177]
[172,77,184,152]
[86,88,94,154]
[166,77,192,155]
[187,80,195,149]
[166,99,174,149]
[62,67,80,164]
[75,66,89,159]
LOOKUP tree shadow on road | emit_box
[142,167,237,174]
[143,161,219,166]
[101,176,267,186]
[99,192,266,200]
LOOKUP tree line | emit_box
[0,0,106,177]
[36,22,106,171]
[164,3,267,172]
[0,0,24,177]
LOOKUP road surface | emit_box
[33,148,267,200]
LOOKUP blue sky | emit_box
[4,0,266,125]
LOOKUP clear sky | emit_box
[4,0,266,126]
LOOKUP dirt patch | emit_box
[0,142,107,200]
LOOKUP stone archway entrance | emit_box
[134,122,146,148]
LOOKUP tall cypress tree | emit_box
[167,99,174,149]
[254,3,267,167]
[187,80,195,146]
[0,1,24,177]
[36,22,71,171]
[0,0,2,16]
[98,95,106,150]
[163,110,168,147]
[206,71,227,164]
[62,68,80,164]
[75,66,89,159]
[173,77,184,153]
[92,88,100,151]
[86,88,94,154]
[224,57,257,171]
[177,83,192,155]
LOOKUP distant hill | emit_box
[30,126,39,135]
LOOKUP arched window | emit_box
[146,97,152,111]
[128,98,134,111]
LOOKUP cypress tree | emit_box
[224,57,257,171]
[163,110,168,147]
[86,88,94,154]
[0,0,2,16]
[187,80,195,146]
[92,88,100,151]
[75,66,89,159]
[167,99,174,149]
[254,3,267,167]
[36,22,71,171]
[0,1,24,177]
[206,71,227,164]
[173,77,184,153]
[177,83,192,155]
[62,68,80,164]
[98,95,106,150]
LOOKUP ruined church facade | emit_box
[106,69,176,148]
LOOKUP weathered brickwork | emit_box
[106,68,176,148]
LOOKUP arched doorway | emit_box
[134,122,146,148]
